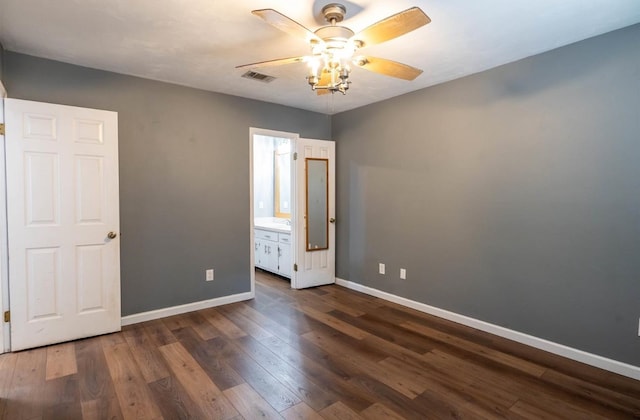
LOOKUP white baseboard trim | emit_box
[336,277,640,381]
[121,291,254,326]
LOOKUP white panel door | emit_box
[5,98,120,351]
[292,138,335,289]
[0,98,6,353]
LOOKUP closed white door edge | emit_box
[0,96,9,353]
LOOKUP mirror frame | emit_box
[305,157,329,252]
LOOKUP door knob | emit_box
[107,232,117,239]
[329,218,336,224]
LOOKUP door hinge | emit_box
[293,263,298,272]
[3,311,9,323]
[293,152,298,160]
[0,123,5,136]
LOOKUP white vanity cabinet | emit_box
[255,229,278,273]
[255,228,291,278]
[277,233,292,278]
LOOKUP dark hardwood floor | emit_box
[1,270,640,419]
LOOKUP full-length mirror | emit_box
[306,158,328,251]
[274,150,291,218]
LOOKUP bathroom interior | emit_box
[253,134,293,280]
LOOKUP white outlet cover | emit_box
[206,269,214,281]
[379,263,385,275]
[400,268,406,280]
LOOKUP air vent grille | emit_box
[241,71,276,83]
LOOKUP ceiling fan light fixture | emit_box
[306,56,321,74]
[306,52,353,94]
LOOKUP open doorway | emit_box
[250,128,299,292]
[249,128,336,293]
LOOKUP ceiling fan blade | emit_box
[236,56,307,69]
[354,56,423,81]
[252,9,321,43]
[352,7,430,47]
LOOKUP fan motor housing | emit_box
[321,3,347,23]
[315,25,355,44]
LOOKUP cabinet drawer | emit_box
[279,233,291,244]
[255,229,277,241]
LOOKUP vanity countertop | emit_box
[255,217,291,233]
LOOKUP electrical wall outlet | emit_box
[379,263,385,275]
[400,268,406,280]
[206,269,214,281]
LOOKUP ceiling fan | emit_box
[237,3,431,95]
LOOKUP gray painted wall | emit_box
[0,42,4,84]
[332,24,640,366]
[4,52,330,316]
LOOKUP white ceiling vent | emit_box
[241,70,276,83]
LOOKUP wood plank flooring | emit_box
[1,270,640,419]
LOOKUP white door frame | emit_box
[0,87,10,353]
[249,127,299,293]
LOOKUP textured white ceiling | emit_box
[1,0,639,114]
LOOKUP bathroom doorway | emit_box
[249,128,336,293]
[250,128,298,292]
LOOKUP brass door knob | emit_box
[329,218,336,224]
[107,232,117,239]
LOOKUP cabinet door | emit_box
[254,238,264,268]
[264,240,279,272]
[278,242,292,278]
